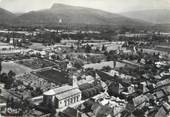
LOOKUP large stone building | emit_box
[43,76,81,109]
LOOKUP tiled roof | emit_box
[133,95,149,108]
[53,85,74,94]
[155,107,167,117]
[60,107,81,117]
[44,85,81,98]
[56,88,81,100]
[155,90,166,99]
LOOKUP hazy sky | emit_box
[0,0,170,13]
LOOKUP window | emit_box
[74,96,76,103]
[77,95,79,101]
[68,99,70,105]
[71,98,73,104]
[69,98,71,104]
[64,100,67,106]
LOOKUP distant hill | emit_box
[17,4,148,26]
[152,23,170,32]
[121,9,170,24]
[0,8,18,25]
[0,4,150,27]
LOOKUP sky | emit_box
[0,0,170,13]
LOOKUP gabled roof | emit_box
[156,79,170,87]
[155,107,167,117]
[44,85,72,96]
[56,88,81,100]
[44,85,81,98]
[91,102,112,117]
[60,107,81,117]
[96,71,130,87]
[145,93,155,100]
[133,95,149,108]
[154,89,166,99]
[163,102,170,112]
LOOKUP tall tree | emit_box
[8,70,16,79]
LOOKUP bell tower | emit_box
[72,75,78,88]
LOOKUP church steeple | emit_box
[72,75,78,88]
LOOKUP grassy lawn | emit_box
[2,61,32,75]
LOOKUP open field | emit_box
[83,61,125,70]
[28,43,46,50]
[156,46,170,52]
[34,69,69,85]
[2,61,32,75]
[17,58,56,69]
[107,43,123,51]
[0,42,13,50]
[0,42,9,46]
[143,48,170,60]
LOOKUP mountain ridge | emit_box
[0,4,150,27]
[121,9,170,24]
[17,3,149,26]
[0,7,18,25]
